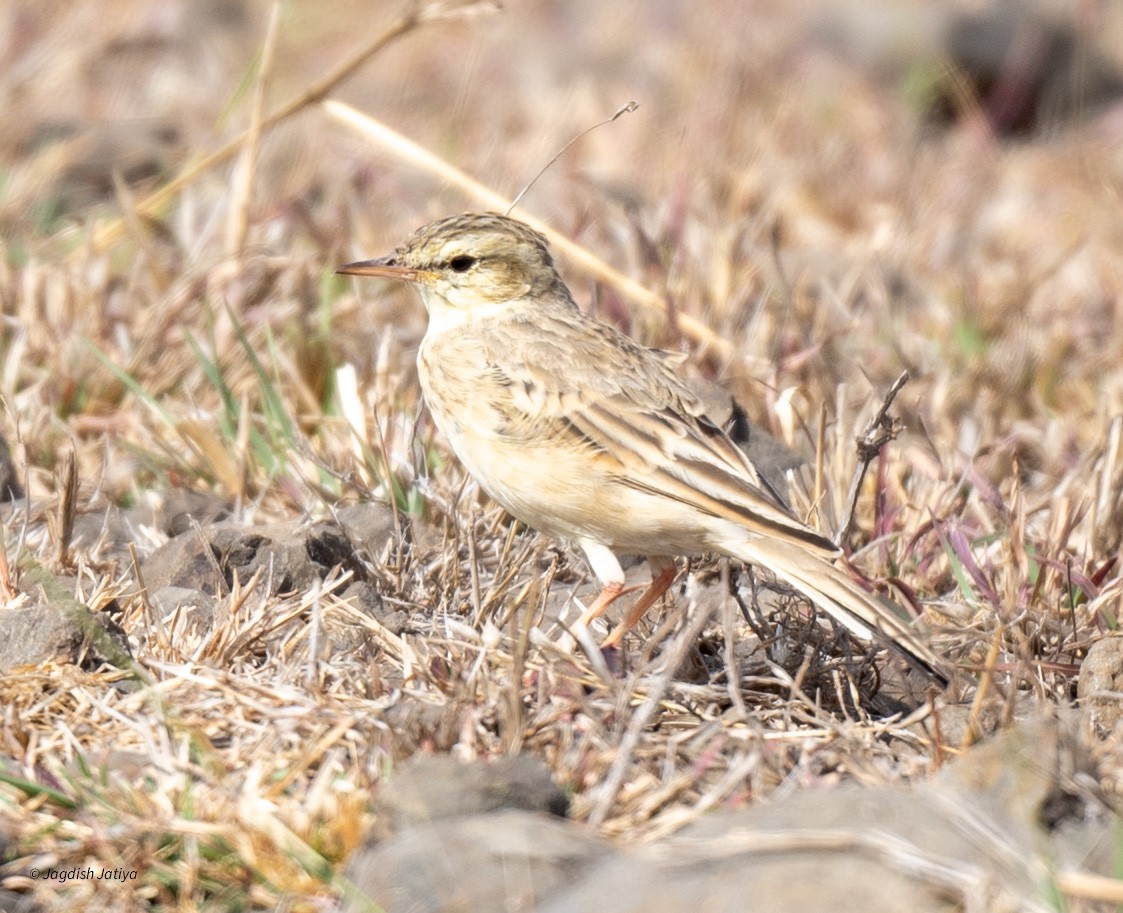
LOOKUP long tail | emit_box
[723,536,951,686]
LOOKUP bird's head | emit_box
[337,212,572,327]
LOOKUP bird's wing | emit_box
[482,311,839,558]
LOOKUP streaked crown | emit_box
[338,212,576,312]
[394,212,555,271]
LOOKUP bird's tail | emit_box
[722,535,951,686]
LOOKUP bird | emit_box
[337,211,950,685]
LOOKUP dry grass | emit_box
[2,0,1123,909]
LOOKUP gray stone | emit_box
[0,603,128,671]
[142,528,224,594]
[334,502,397,554]
[347,717,1115,913]
[158,489,231,537]
[0,887,41,913]
[338,579,385,620]
[142,519,369,599]
[150,586,216,628]
[1078,637,1123,738]
[378,754,569,831]
[345,810,608,913]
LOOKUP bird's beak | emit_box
[335,256,438,284]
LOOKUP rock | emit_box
[725,400,804,505]
[158,489,231,537]
[377,754,569,831]
[345,755,580,912]
[1078,637,1123,738]
[685,378,802,506]
[51,497,224,567]
[68,504,151,565]
[0,604,86,671]
[334,502,397,554]
[142,529,224,594]
[0,888,40,913]
[304,520,358,572]
[939,0,1123,136]
[353,779,1041,913]
[937,713,1111,874]
[346,810,608,913]
[0,603,129,672]
[546,799,950,913]
[142,519,369,598]
[816,0,1123,137]
[208,523,316,593]
[938,714,1061,826]
[150,586,216,629]
[380,701,463,755]
[922,700,1004,747]
[338,579,385,619]
[140,518,409,652]
[346,718,1117,913]
[551,722,1093,913]
[327,579,401,652]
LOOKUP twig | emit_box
[0,529,13,603]
[1055,870,1123,904]
[587,594,717,826]
[506,101,638,214]
[833,371,909,546]
[225,0,281,257]
[720,559,747,718]
[53,450,78,568]
[73,3,484,255]
[958,620,1004,751]
[190,515,230,598]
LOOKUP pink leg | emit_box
[576,581,631,629]
[602,558,678,648]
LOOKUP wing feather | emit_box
[480,312,838,558]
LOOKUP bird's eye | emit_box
[448,255,476,272]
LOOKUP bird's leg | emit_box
[602,556,678,648]
[575,581,628,628]
[575,539,631,630]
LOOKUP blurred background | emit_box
[4,0,1123,433]
[2,0,1123,601]
[5,0,1123,219]
[3,0,1123,572]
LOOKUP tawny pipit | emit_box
[338,212,949,684]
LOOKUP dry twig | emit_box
[834,371,909,547]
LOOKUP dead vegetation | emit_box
[1,0,1123,909]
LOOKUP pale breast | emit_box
[416,327,717,556]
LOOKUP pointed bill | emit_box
[335,257,438,283]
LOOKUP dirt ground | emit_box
[2,1,1123,910]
